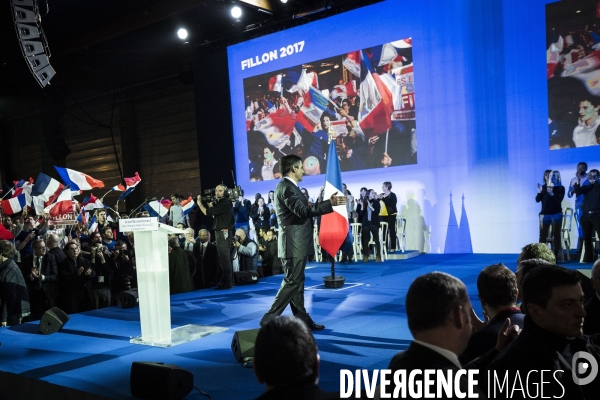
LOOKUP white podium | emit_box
[119,218,226,347]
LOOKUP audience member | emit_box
[110,241,135,305]
[15,215,47,260]
[20,238,58,320]
[387,272,512,397]
[259,229,280,276]
[567,162,589,252]
[489,265,600,399]
[583,259,600,334]
[251,197,271,231]
[58,241,95,314]
[89,232,111,309]
[253,316,338,400]
[167,237,193,295]
[574,169,600,262]
[357,189,381,263]
[169,194,184,226]
[192,229,220,289]
[182,228,196,252]
[0,240,30,326]
[234,190,252,235]
[378,181,398,253]
[46,233,67,263]
[101,226,116,251]
[460,263,524,365]
[232,228,258,274]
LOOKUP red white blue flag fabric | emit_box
[296,86,329,133]
[82,194,106,211]
[318,140,349,257]
[44,189,74,217]
[54,166,105,191]
[358,50,393,137]
[1,194,28,215]
[181,196,196,216]
[118,172,141,201]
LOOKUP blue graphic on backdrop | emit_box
[444,193,473,254]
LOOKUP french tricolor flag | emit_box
[55,166,105,191]
[118,172,141,201]
[181,196,196,216]
[318,141,349,257]
[1,194,28,215]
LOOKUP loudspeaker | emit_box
[39,307,70,334]
[231,328,260,362]
[120,289,139,308]
[234,270,259,285]
[130,362,193,400]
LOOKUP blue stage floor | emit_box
[0,254,589,399]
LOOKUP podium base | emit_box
[323,276,345,288]
[130,324,227,348]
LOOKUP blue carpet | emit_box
[0,254,588,399]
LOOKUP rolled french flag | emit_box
[318,140,349,257]
[55,166,105,191]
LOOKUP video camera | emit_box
[200,185,243,203]
[228,234,242,248]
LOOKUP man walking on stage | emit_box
[260,154,347,331]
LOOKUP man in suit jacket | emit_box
[58,241,95,314]
[260,154,347,331]
[20,238,58,320]
[386,272,509,398]
[583,260,600,335]
[459,263,525,365]
[193,229,220,289]
[46,233,67,263]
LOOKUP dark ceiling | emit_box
[1,0,381,120]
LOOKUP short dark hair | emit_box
[0,240,16,259]
[259,226,269,235]
[578,162,588,171]
[383,181,392,190]
[522,265,580,312]
[65,241,80,251]
[168,236,180,248]
[518,243,556,264]
[280,154,302,176]
[477,263,517,308]
[102,226,113,234]
[517,258,553,284]
[406,272,468,333]
[254,316,318,388]
[31,239,45,250]
[114,240,126,248]
[90,231,102,241]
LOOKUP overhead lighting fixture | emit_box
[11,0,55,87]
[281,0,288,3]
[231,6,242,18]
[177,28,188,40]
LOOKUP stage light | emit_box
[231,6,242,18]
[281,0,288,3]
[177,28,188,40]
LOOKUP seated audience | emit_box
[583,259,600,335]
[460,263,525,365]
[489,265,600,399]
[253,316,338,400]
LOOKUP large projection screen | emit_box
[228,0,600,254]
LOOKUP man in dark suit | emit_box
[193,229,220,289]
[583,260,600,334]
[386,272,497,398]
[46,233,67,263]
[460,263,525,365]
[260,154,347,331]
[58,241,95,314]
[20,238,58,320]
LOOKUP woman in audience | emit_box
[536,170,564,255]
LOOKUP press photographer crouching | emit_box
[110,241,135,305]
[197,184,236,290]
[231,228,259,276]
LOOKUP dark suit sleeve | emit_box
[281,183,333,219]
[44,253,58,282]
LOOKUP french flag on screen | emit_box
[54,166,105,191]
[318,140,349,257]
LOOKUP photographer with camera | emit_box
[110,241,135,305]
[231,228,259,276]
[197,184,235,290]
[89,232,111,309]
